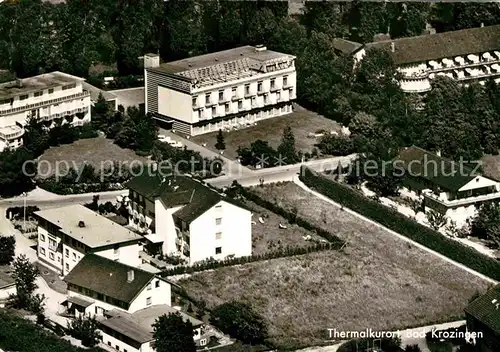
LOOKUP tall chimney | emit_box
[391,42,395,53]
[144,53,160,69]
[481,22,484,28]
[127,270,135,282]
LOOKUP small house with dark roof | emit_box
[125,172,252,265]
[395,146,500,227]
[345,24,500,93]
[465,284,500,352]
[63,254,171,317]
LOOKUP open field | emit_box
[246,200,325,255]
[179,182,491,349]
[190,105,340,160]
[37,136,149,178]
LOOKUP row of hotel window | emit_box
[200,90,290,114]
[193,76,290,106]
[0,83,77,105]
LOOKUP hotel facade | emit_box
[0,71,91,151]
[334,25,500,93]
[144,45,296,136]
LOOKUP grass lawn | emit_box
[190,104,340,160]
[37,136,150,178]
[246,200,326,255]
[179,182,491,349]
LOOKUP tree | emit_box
[405,345,422,352]
[67,315,101,347]
[215,129,226,151]
[153,312,196,352]
[315,135,354,156]
[0,147,36,197]
[210,301,268,344]
[10,254,40,310]
[0,236,15,265]
[426,209,447,231]
[348,112,378,138]
[277,126,297,164]
[470,202,500,247]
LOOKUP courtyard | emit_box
[190,104,341,160]
[179,182,491,349]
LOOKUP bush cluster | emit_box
[299,166,500,281]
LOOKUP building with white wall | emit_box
[0,71,91,151]
[98,305,210,351]
[34,204,143,276]
[125,173,252,265]
[144,45,296,136]
[62,254,171,318]
[396,146,500,227]
[334,25,500,93]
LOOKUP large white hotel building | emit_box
[144,45,297,136]
[0,71,91,151]
[334,24,500,93]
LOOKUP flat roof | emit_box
[0,71,85,100]
[101,305,204,344]
[82,82,117,102]
[34,204,142,248]
[149,45,295,87]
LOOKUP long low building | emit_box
[0,71,91,151]
[334,24,500,93]
[144,45,296,136]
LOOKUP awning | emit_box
[62,296,94,308]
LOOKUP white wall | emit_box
[157,86,192,123]
[38,226,64,274]
[458,176,500,192]
[189,200,252,264]
[100,330,153,352]
[154,200,182,255]
[128,278,172,313]
[95,243,142,268]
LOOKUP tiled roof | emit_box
[126,173,250,223]
[64,254,156,304]
[332,38,363,55]
[465,284,500,336]
[364,25,500,65]
[395,146,477,192]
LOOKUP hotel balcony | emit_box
[0,125,24,141]
[0,91,90,116]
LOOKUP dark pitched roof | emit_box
[465,285,500,336]
[332,38,363,55]
[364,24,500,65]
[64,254,156,304]
[126,173,251,224]
[395,146,477,192]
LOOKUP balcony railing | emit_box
[423,190,500,207]
[0,91,90,116]
[0,127,24,140]
[39,106,89,122]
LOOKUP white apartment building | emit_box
[334,24,500,93]
[144,45,296,136]
[0,71,91,151]
[396,146,500,227]
[34,204,143,276]
[125,173,252,265]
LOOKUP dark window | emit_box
[34,91,43,97]
[215,247,222,255]
[48,88,54,94]
[155,280,160,288]
[19,94,28,100]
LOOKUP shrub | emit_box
[299,167,500,281]
[210,301,268,344]
[67,315,101,347]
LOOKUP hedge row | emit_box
[161,242,338,277]
[238,185,345,246]
[299,166,500,281]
